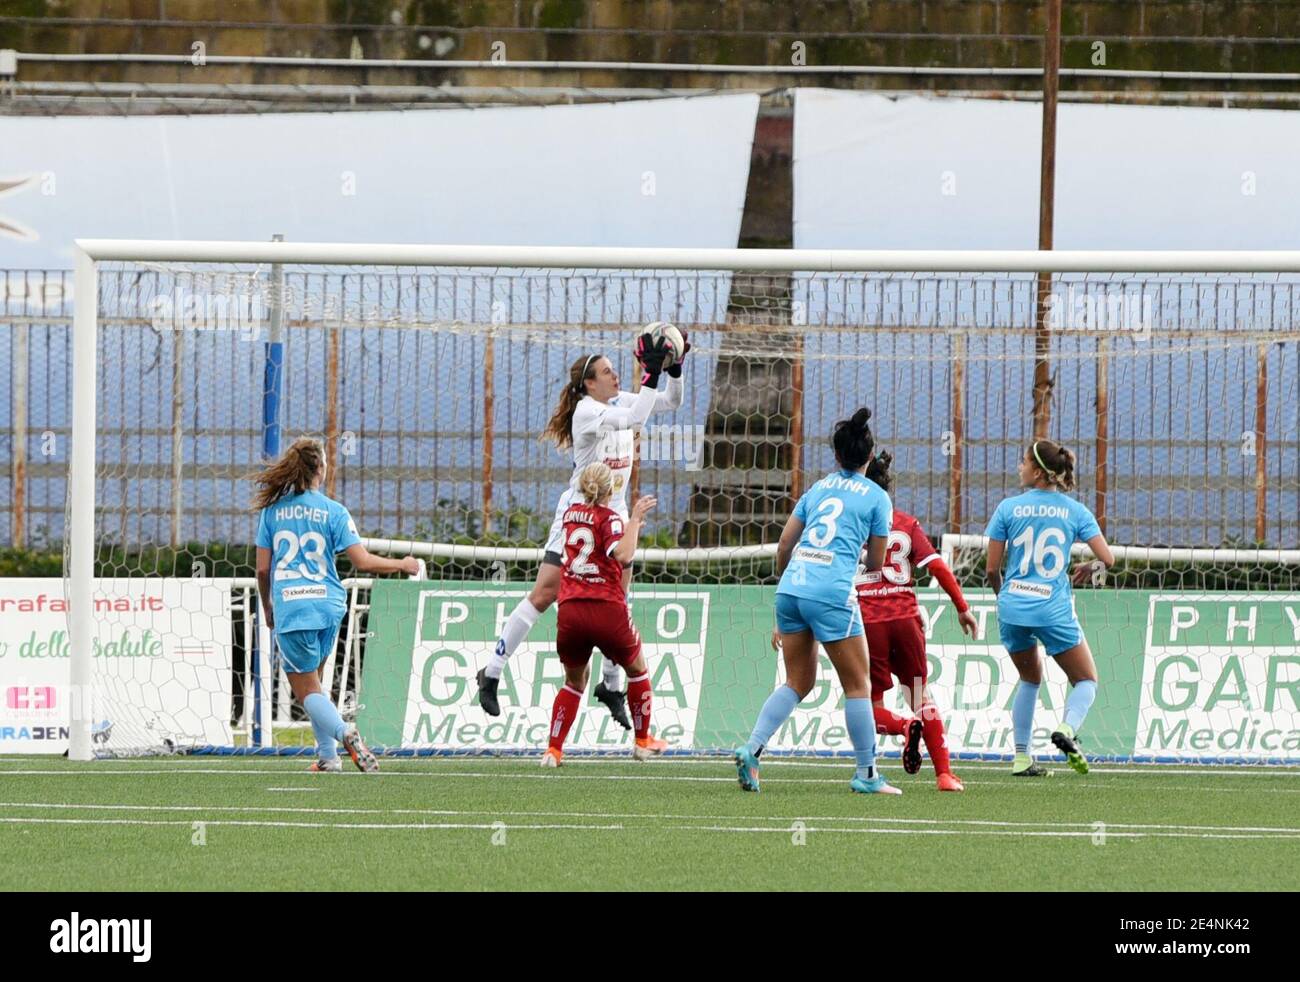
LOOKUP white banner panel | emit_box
[0,94,759,269]
[0,578,234,753]
[793,90,1300,249]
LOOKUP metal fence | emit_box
[3,264,1299,553]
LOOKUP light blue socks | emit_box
[745,685,801,756]
[1013,681,1040,754]
[304,692,347,759]
[845,697,877,781]
[1064,679,1098,731]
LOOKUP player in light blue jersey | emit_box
[733,408,900,795]
[254,438,421,773]
[985,439,1114,776]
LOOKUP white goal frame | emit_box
[68,240,1300,759]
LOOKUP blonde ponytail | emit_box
[578,462,613,506]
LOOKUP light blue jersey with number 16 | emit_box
[985,488,1101,627]
[256,489,361,633]
[777,470,893,605]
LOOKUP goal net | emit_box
[67,243,1300,764]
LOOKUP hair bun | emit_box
[851,407,872,428]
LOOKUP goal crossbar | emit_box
[73,239,1300,271]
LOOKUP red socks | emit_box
[920,701,952,775]
[876,701,954,776]
[548,685,583,753]
[627,672,652,740]
[873,704,909,736]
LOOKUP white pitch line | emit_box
[6,767,1300,795]
[3,758,1298,778]
[264,788,321,793]
[2,800,1298,836]
[0,816,623,831]
[559,758,1300,777]
[0,814,1295,840]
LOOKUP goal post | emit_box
[67,241,1300,762]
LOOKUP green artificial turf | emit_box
[2,755,1298,891]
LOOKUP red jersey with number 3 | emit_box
[855,509,940,623]
[558,502,627,605]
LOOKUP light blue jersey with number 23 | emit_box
[256,489,361,633]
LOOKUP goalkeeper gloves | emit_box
[635,332,670,387]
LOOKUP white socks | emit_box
[484,597,542,679]
[600,656,622,690]
[485,595,625,690]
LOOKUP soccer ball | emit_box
[642,321,685,370]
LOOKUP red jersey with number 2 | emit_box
[558,502,627,605]
[855,509,940,623]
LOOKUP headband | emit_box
[1031,441,1056,476]
[575,354,597,394]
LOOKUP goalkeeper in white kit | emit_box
[477,324,689,726]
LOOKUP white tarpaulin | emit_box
[793,89,1300,249]
[0,94,759,268]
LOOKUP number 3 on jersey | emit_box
[856,529,912,585]
[807,497,844,547]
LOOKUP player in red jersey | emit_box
[857,452,978,792]
[542,462,666,767]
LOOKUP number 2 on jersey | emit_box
[565,527,599,576]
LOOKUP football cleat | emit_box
[1011,753,1052,777]
[477,667,501,717]
[901,717,924,775]
[936,771,964,792]
[733,746,761,792]
[341,725,379,773]
[540,747,563,768]
[309,757,343,773]
[632,735,668,761]
[850,774,903,795]
[594,681,632,730]
[1051,724,1089,774]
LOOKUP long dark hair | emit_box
[253,438,324,509]
[1028,439,1077,491]
[541,353,602,450]
[832,407,875,471]
[864,449,894,492]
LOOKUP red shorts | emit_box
[556,599,642,669]
[863,614,928,700]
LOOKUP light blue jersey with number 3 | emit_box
[256,490,361,633]
[985,488,1101,626]
[777,470,892,605]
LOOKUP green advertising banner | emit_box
[357,583,1300,761]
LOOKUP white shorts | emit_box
[543,487,629,558]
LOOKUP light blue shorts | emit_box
[775,593,864,643]
[277,625,340,675]
[998,618,1083,658]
